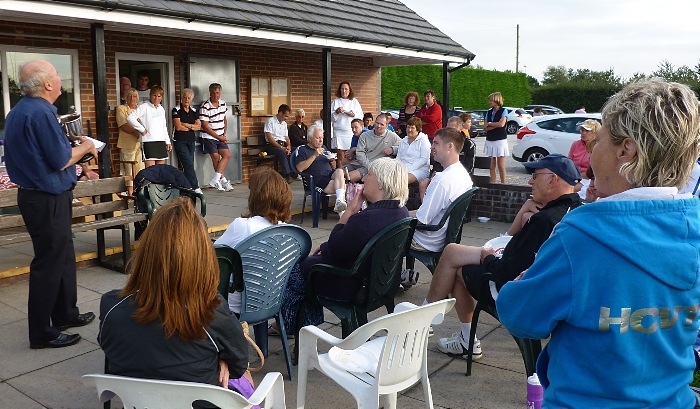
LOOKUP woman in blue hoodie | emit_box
[497,78,700,408]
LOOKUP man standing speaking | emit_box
[4,60,98,349]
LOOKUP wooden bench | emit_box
[0,177,147,274]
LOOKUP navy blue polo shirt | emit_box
[4,96,76,194]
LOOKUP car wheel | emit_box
[506,121,519,135]
[522,148,548,173]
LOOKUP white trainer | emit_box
[437,331,482,360]
[209,179,224,191]
[400,268,419,288]
[333,199,347,213]
[194,188,203,195]
[222,180,234,192]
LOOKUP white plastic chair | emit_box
[296,299,455,409]
[82,372,286,409]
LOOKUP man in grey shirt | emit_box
[345,113,400,182]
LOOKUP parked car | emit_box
[503,107,533,135]
[512,113,602,169]
[523,104,565,115]
[448,109,485,137]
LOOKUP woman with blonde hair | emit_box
[215,166,292,314]
[483,92,508,183]
[498,78,700,408]
[568,118,601,175]
[98,197,248,389]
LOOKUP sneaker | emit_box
[333,199,347,213]
[221,180,234,192]
[209,179,224,191]
[194,188,203,195]
[400,268,419,289]
[437,332,482,360]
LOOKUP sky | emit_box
[400,0,700,82]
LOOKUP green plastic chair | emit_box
[215,224,311,381]
[406,187,478,274]
[301,217,417,339]
[466,271,542,377]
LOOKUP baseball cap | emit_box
[577,119,599,131]
[523,153,582,186]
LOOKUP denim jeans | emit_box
[173,140,199,189]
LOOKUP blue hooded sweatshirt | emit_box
[497,195,700,408]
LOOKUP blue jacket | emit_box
[497,197,700,408]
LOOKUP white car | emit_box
[512,113,602,167]
[503,107,533,135]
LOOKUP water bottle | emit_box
[527,373,543,409]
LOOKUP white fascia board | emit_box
[0,1,467,65]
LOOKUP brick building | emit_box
[0,0,474,184]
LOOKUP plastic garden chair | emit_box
[300,217,417,339]
[297,299,455,409]
[466,271,542,377]
[82,372,286,409]
[290,147,331,228]
[215,224,311,380]
[405,187,478,274]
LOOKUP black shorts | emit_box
[142,141,168,161]
[202,138,229,154]
[318,169,335,190]
[462,264,495,310]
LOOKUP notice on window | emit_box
[272,78,287,97]
[251,78,259,96]
[251,98,265,111]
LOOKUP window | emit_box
[0,48,80,136]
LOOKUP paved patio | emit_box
[0,181,534,409]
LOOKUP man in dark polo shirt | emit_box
[4,60,98,349]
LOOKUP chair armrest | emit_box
[415,222,443,232]
[307,263,357,278]
[247,372,286,408]
[136,188,154,219]
[180,189,207,217]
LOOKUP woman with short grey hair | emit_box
[172,88,202,193]
[497,78,700,408]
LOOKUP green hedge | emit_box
[381,66,532,110]
[530,84,623,113]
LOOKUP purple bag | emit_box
[228,376,260,409]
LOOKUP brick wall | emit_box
[471,182,532,222]
[0,21,381,182]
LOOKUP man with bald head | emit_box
[4,60,98,349]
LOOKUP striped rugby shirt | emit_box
[199,99,227,140]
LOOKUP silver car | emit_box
[512,113,602,167]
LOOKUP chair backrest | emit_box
[82,374,259,409]
[235,224,312,323]
[341,299,455,393]
[215,244,242,299]
[290,147,314,195]
[442,187,478,247]
[147,183,180,208]
[351,217,416,307]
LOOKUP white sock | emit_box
[221,176,228,183]
[213,172,222,182]
[460,322,473,342]
[336,189,345,201]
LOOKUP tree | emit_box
[651,59,700,85]
[541,65,569,86]
[526,75,540,88]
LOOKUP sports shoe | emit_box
[333,199,347,213]
[194,188,203,195]
[221,180,234,192]
[437,332,482,360]
[400,268,419,289]
[209,179,224,191]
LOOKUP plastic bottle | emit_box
[527,373,543,409]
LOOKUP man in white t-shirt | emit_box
[200,83,233,192]
[402,128,472,288]
[264,104,295,183]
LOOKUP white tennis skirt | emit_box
[484,139,509,158]
[332,129,353,150]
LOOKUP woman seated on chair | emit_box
[214,166,292,314]
[278,158,409,330]
[98,197,249,393]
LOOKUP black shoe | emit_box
[30,333,81,349]
[56,312,95,331]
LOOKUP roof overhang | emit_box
[0,1,472,67]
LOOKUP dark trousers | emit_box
[174,140,199,189]
[265,144,292,176]
[18,189,79,343]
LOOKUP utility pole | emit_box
[515,24,519,73]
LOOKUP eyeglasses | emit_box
[531,172,555,180]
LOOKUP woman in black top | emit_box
[397,91,420,137]
[172,88,202,191]
[483,92,508,183]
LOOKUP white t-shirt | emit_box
[264,115,288,143]
[414,162,473,252]
[214,216,277,314]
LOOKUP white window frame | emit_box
[113,52,175,113]
[0,45,81,119]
